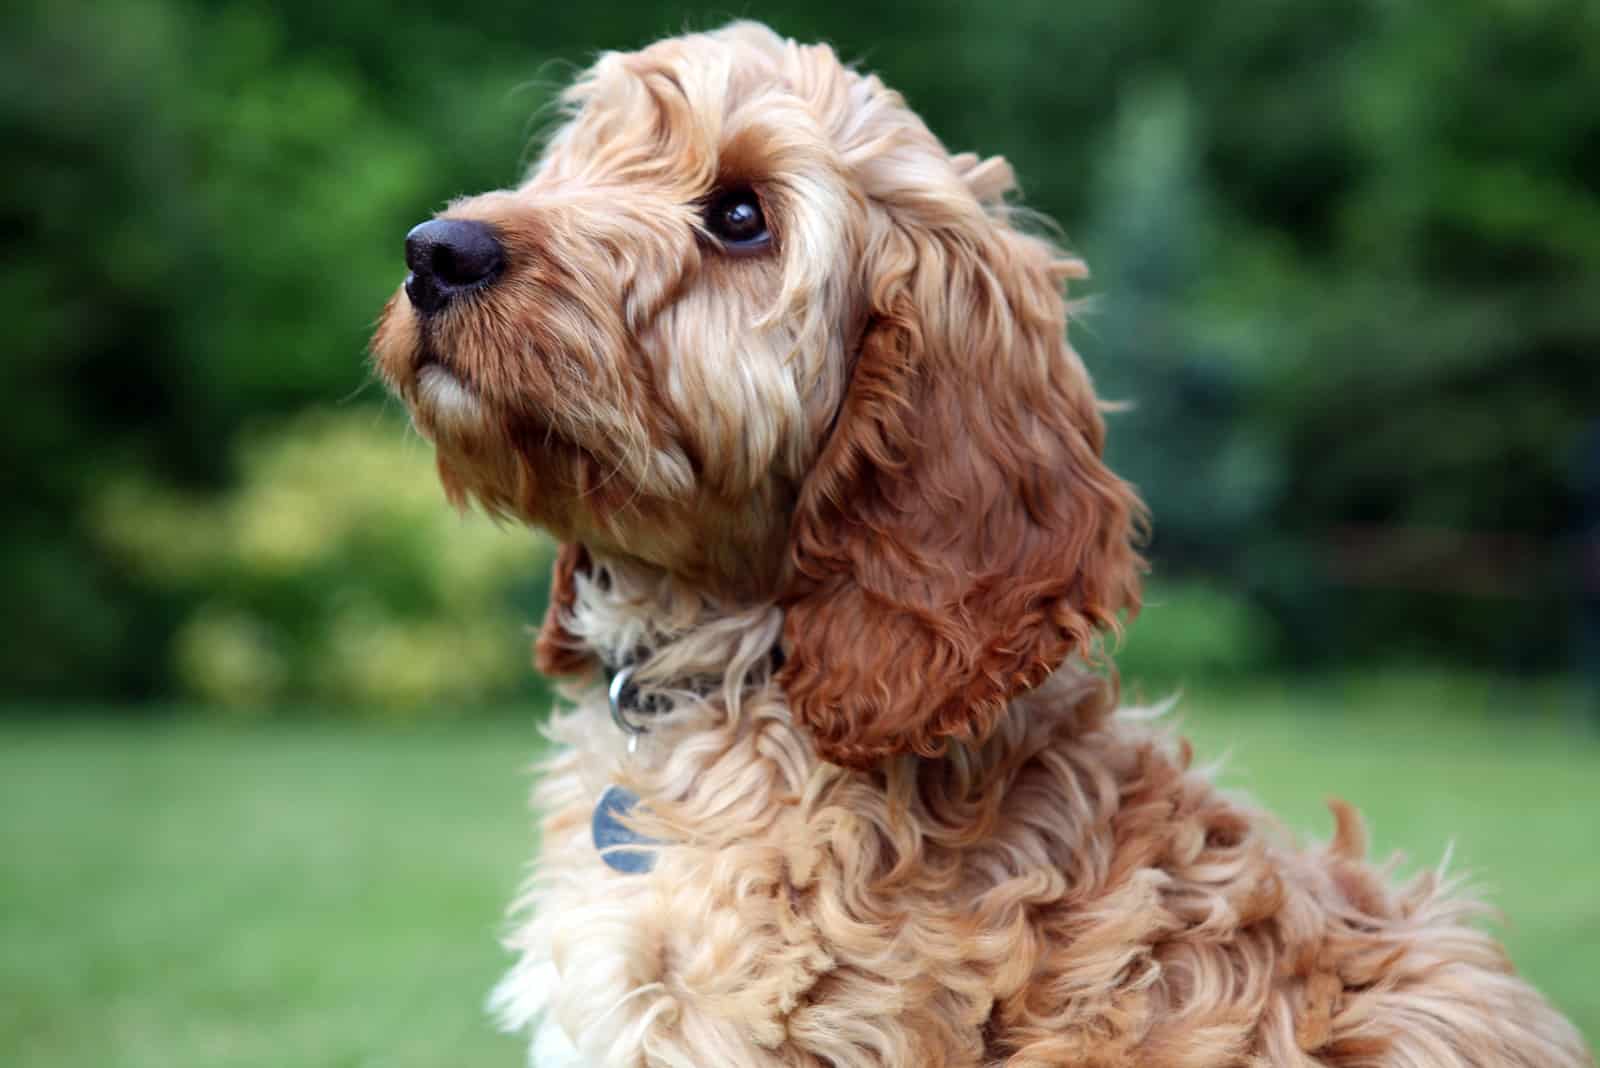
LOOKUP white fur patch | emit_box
[417,363,482,430]
[491,961,582,1066]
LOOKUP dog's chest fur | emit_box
[489,629,1588,1067]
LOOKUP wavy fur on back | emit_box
[369,21,1593,1067]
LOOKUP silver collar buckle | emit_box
[608,664,650,753]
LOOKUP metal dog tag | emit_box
[591,784,658,874]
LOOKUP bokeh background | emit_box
[4,1,1596,1064]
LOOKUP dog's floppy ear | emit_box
[777,204,1144,769]
[534,542,597,676]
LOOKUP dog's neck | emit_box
[555,548,1121,769]
[561,550,786,717]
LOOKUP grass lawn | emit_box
[3,675,1596,1066]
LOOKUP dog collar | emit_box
[605,663,664,743]
[602,646,786,744]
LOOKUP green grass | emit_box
[1,716,542,1068]
[3,676,1596,1066]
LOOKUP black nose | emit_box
[403,218,504,315]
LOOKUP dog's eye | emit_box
[704,189,770,250]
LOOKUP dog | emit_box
[371,22,1592,1067]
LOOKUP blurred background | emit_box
[3,1,1596,1064]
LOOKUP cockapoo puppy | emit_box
[372,21,1592,1068]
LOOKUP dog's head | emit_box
[372,22,1145,767]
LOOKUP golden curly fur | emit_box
[371,22,1592,1067]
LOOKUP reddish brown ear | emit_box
[534,542,597,676]
[778,219,1145,769]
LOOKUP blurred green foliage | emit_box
[4,0,1597,706]
[92,411,555,711]
[1118,579,1283,690]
